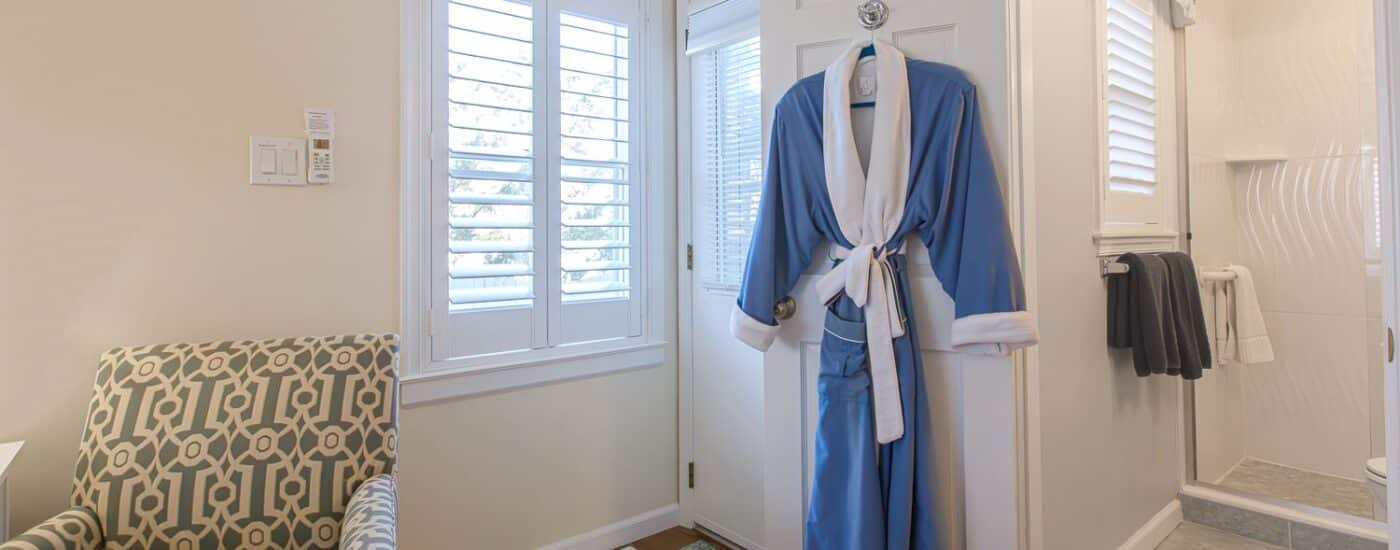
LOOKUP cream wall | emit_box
[1030,0,1185,548]
[0,2,678,547]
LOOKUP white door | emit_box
[758,2,1020,549]
[684,10,766,548]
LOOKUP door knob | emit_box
[774,297,797,320]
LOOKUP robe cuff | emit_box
[731,304,780,352]
[950,311,1038,356]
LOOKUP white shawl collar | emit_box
[817,40,913,444]
[821,39,911,249]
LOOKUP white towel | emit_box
[1224,265,1274,364]
[1211,278,1234,364]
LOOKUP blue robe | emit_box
[729,41,1036,550]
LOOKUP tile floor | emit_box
[1217,459,1374,519]
[1157,522,1285,550]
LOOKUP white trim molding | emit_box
[1006,0,1041,546]
[538,504,681,550]
[1091,230,1180,257]
[400,0,433,380]
[402,342,665,406]
[1374,0,1400,536]
[1117,499,1181,550]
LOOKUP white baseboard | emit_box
[539,503,680,550]
[1118,499,1182,550]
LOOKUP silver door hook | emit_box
[857,0,889,30]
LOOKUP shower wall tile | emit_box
[1228,0,1372,159]
[1243,312,1370,479]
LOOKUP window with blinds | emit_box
[447,0,537,310]
[1104,0,1157,196]
[432,0,644,361]
[696,37,762,291]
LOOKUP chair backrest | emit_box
[70,334,399,549]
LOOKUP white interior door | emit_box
[684,7,766,548]
[758,2,1018,549]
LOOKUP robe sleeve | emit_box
[731,115,824,351]
[921,87,1038,355]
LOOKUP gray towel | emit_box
[1107,253,1179,377]
[1160,252,1211,379]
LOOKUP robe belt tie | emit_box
[816,243,907,444]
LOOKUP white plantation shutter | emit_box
[1105,0,1157,196]
[433,0,643,360]
[446,0,539,310]
[695,36,762,291]
[558,13,632,304]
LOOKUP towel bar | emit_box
[1099,257,1238,282]
[1101,259,1130,277]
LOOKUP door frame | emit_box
[675,0,697,533]
[1377,0,1400,538]
[672,0,1042,548]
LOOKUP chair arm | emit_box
[1,506,103,550]
[340,474,397,550]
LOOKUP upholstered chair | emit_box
[1,334,400,550]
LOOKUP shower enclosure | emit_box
[1183,0,1386,527]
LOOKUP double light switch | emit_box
[249,137,307,186]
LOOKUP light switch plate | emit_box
[249,137,307,185]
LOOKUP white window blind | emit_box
[1105,0,1157,196]
[433,0,643,362]
[696,36,762,291]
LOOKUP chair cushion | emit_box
[70,334,399,549]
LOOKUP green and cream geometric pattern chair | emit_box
[1,334,400,550]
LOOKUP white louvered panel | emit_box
[558,12,633,302]
[1105,0,1157,195]
[447,0,538,308]
[698,37,762,291]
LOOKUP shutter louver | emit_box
[558,12,632,302]
[447,0,538,309]
[698,37,762,291]
[1105,0,1157,195]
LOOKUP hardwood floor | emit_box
[621,526,722,550]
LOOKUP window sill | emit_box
[401,340,668,407]
[1092,230,1180,257]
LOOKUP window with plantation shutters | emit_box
[430,0,645,362]
[1105,0,1157,196]
[696,37,762,291]
[1095,0,1179,255]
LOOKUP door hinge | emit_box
[688,461,695,489]
[686,244,694,270]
